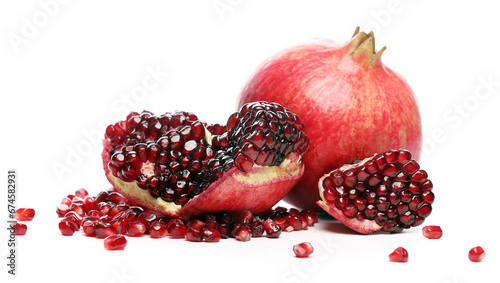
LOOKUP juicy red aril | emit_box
[127,221,147,237]
[58,221,76,236]
[202,227,221,242]
[321,149,433,232]
[75,188,89,198]
[104,234,127,250]
[95,222,117,239]
[263,219,282,238]
[293,242,314,258]
[105,102,308,207]
[185,227,202,242]
[468,246,486,262]
[235,225,252,242]
[149,221,167,238]
[15,208,35,221]
[168,222,187,238]
[422,225,442,239]
[389,247,408,262]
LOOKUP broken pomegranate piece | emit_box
[317,149,434,234]
[389,247,408,262]
[293,242,314,258]
[102,102,309,219]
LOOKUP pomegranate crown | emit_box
[349,26,386,67]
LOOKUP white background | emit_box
[1,1,499,282]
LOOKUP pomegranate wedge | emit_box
[317,149,434,234]
[102,101,309,219]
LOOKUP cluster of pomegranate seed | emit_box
[56,188,319,246]
[104,101,309,207]
[322,149,434,232]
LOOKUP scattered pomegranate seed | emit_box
[15,208,35,221]
[104,235,127,250]
[468,246,486,262]
[58,221,77,236]
[56,204,70,217]
[422,225,443,239]
[389,247,408,262]
[75,188,89,198]
[293,242,314,258]
[202,227,221,242]
[235,225,252,242]
[149,221,167,238]
[13,223,28,235]
[56,189,319,248]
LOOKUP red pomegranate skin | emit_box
[238,32,422,210]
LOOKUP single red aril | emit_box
[58,221,77,236]
[15,208,35,221]
[317,149,433,234]
[56,204,70,217]
[104,234,127,250]
[422,225,442,239]
[263,219,282,238]
[75,188,89,198]
[238,27,422,210]
[101,102,308,219]
[202,226,221,242]
[185,227,202,242]
[235,225,252,242]
[468,246,486,262]
[149,221,167,238]
[293,242,314,258]
[126,221,147,237]
[13,223,27,235]
[389,247,408,262]
[95,222,117,239]
[168,222,187,238]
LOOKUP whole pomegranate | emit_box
[238,27,422,209]
[102,101,309,219]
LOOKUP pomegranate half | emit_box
[238,27,422,209]
[102,101,309,219]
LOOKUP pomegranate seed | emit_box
[104,234,127,250]
[75,188,89,198]
[95,222,117,239]
[202,227,221,242]
[15,208,35,221]
[82,219,98,237]
[422,225,442,239]
[293,242,314,258]
[149,221,167,238]
[236,210,254,225]
[58,221,77,236]
[185,227,202,242]
[389,247,408,262]
[82,196,96,213]
[263,219,282,238]
[235,225,252,242]
[468,246,486,262]
[126,221,147,237]
[168,222,187,238]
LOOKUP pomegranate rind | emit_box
[181,152,304,219]
[103,138,304,219]
[317,159,382,234]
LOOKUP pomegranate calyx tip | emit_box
[350,26,386,67]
